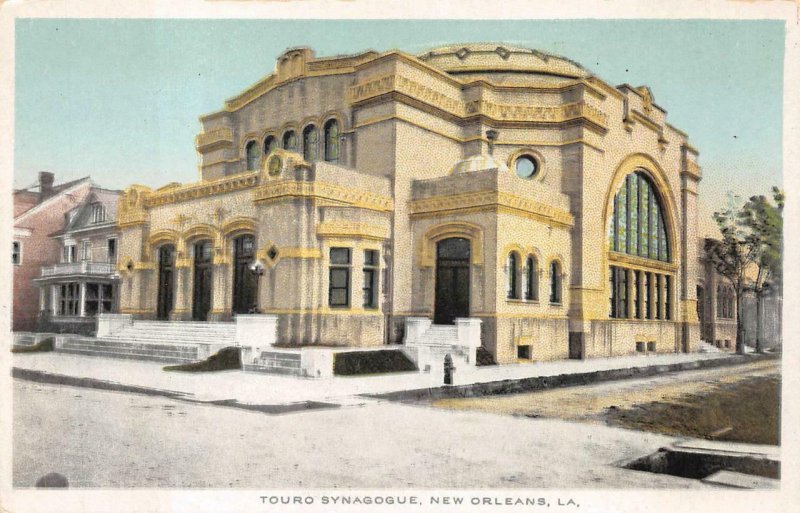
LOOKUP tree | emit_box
[705,188,783,354]
[740,187,783,352]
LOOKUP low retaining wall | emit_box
[369,353,778,402]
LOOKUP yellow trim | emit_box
[500,243,526,264]
[146,172,260,208]
[220,217,257,237]
[120,308,154,315]
[316,221,389,241]
[418,221,484,267]
[260,308,383,316]
[148,229,180,247]
[253,180,393,212]
[195,127,234,152]
[471,312,568,320]
[175,258,192,269]
[608,252,678,272]
[182,223,220,245]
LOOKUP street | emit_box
[13,378,706,489]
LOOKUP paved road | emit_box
[12,379,706,489]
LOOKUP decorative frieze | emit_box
[146,172,260,207]
[316,221,389,240]
[253,181,394,212]
[349,73,608,128]
[409,191,574,228]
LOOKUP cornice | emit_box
[253,180,393,212]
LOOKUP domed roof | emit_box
[418,43,590,79]
[450,154,509,175]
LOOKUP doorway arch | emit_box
[156,244,175,320]
[232,234,257,314]
[434,237,471,325]
[192,240,213,321]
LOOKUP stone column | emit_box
[626,268,636,319]
[51,285,58,315]
[210,260,229,322]
[78,282,86,317]
[171,263,191,321]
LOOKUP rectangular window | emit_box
[647,341,656,352]
[12,241,21,265]
[63,244,77,263]
[609,266,629,319]
[81,240,92,261]
[655,274,662,319]
[107,238,117,263]
[645,272,652,319]
[517,345,531,359]
[85,283,114,316]
[363,249,379,309]
[58,282,80,316]
[91,203,105,223]
[328,248,351,308]
[664,275,672,320]
[633,270,641,319]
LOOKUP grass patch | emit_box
[605,375,780,445]
[163,346,241,372]
[12,337,54,353]
[333,350,417,376]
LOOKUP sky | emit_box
[14,19,785,236]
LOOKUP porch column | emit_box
[171,265,191,320]
[78,282,86,317]
[51,285,58,315]
[39,286,47,312]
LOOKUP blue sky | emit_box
[14,19,785,234]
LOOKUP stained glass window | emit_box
[245,140,260,171]
[283,130,298,151]
[303,125,318,162]
[324,119,340,162]
[609,171,669,263]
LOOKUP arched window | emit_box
[283,130,297,152]
[506,252,520,299]
[245,140,260,171]
[525,255,538,301]
[609,171,670,262]
[549,261,562,304]
[263,135,277,156]
[303,125,318,162]
[324,119,340,162]
[608,170,674,321]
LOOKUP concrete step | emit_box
[56,347,194,364]
[107,332,231,344]
[243,363,303,376]
[75,338,199,353]
[60,340,198,359]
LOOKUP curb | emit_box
[366,353,779,402]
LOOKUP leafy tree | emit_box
[740,187,783,352]
[705,188,783,354]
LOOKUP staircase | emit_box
[243,349,303,376]
[55,321,236,364]
[418,325,473,361]
[699,341,723,354]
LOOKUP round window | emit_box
[514,155,538,179]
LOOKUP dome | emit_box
[418,43,590,80]
[450,154,509,175]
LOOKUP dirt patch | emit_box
[432,360,780,445]
[605,375,780,445]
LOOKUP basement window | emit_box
[517,345,531,359]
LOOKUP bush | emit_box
[12,337,54,353]
[333,350,417,376]
[476,346,496,366]
[164,346,241,372]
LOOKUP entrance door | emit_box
[232,234,257,314]
[156,244,175,320]
[192,240,213,321]
[434,237,471,325]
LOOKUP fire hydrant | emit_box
[443,354,455,385]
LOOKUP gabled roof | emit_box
[13,177,93,226]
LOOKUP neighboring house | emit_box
[696,237,782,350]
[34,187,122,335]
[114,43,707,364]
[13,173,93,332]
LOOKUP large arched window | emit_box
[324,119,340,162]
[283,130,298,152]
[549,260,562,304]
[303,125,318,162]
[609,171,670,262]
[506,252,520,299]
[524,255,538,301]
[608,169,673,320]
[245,140,260,171]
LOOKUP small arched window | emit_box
[507,252,520,299]
[245,140,260,171]
[549,261,562,304]
[525,255,538,301]
[263,135,277,156]
[283,130,298,152]
[324,119,340,163]
[303,125,318,162]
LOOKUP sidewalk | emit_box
[10,350,742,408]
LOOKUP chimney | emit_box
[38,172,55,202]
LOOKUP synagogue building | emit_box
[115,43,703,364]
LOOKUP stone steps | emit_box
[245,350,303,377]
[57,338,198,364]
